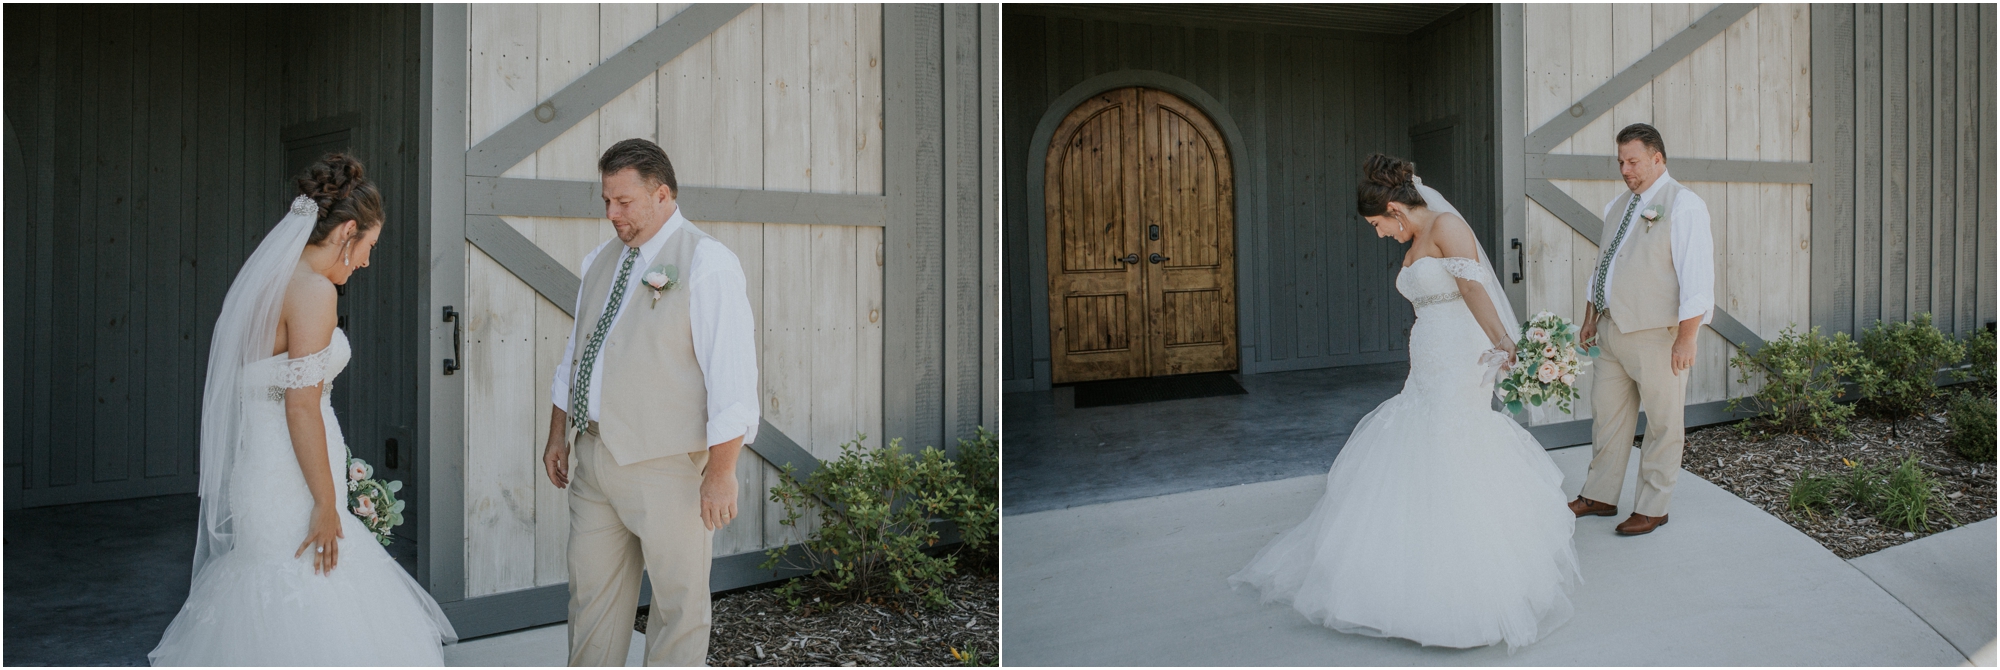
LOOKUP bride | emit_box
[150,154,457,665]
[1228,154,1581,651]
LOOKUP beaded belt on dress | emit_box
[1411,290,1461,308]
[263,383,332,401]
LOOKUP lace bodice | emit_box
[1396,256,1488,307]
[244,328,350,401]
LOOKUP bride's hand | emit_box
[295,503,345,575]
[1496,340,1519,372]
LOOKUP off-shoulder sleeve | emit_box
[274,348,333,389]
[1438,257,1490,283]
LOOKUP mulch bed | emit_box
[1681,394,1996,559]
[633,573,999,667]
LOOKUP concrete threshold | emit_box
[1001,445,1969,666]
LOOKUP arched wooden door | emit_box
[1046,87,1236,384]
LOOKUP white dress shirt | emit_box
[550,207,761,446]
[1588,171,1716,325]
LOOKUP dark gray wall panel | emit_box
[1813,3,1997,338]
[2,5,424,509]
[1002,6,1495,388]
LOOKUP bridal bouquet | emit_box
[1497,311,1596,415]
[345,456,407,546]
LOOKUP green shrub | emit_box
[1728,325,1881,439]
[1946,390,1997,462]
[761,429,998,610]
[1859,314,1965,424]
[1787,470,1836,515]
[946,428,998,573]
[1838,459,1885,513]
[1963,328,1996,394]
[1880,456,1958,532]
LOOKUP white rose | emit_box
[643,271,670,289]
[1562,373,1577,385]
[1527,327,1549,343]
[1537,364,1560,383]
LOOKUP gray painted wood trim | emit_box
[1525,4,1760,153]
[979,2,999,429]
[439,548,815,640]
[464,215,581,318]
[1497,4,1528,322]
[4,114,21,511]
[1811,4,1857,333]
[1525,178,1767,354]
[1005,3,1410,44]
[464,177,890,227]
[882,4,918,444]
[1524,177,1605,246]
[462,4,751,177]
[1021,69,1258,386]
[1526,398,1760,449]
[749,418,820,483]
[1528,153,1814,184]
[420,2,470,604]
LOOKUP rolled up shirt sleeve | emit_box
[689,239,761,447]
[1670,194,1716,325]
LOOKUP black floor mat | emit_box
[1071,372,1248,408]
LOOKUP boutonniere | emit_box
[1641,204,1665,231]
[641,264,678,307]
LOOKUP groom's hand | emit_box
[543,436,570,489]
[700,470,738,531]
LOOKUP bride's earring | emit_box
[342,241,351,267]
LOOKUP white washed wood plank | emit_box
[657,6,714,186]
[809,225,858,458]
[471,5,541,178]
[711,6,763,190]
[1525,4,1574,153]
[856,3,884,196]
[465,244,540,597]
[855,226,883,448]
[1571,4,1617,156]
[809,4,858,194]
[1649,4,1694,159]
[1612,3,1655,132]
[600,3,660,146]
[763,3,811,192]
[760,222,812,448]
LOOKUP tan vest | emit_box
[566,224,713,465]
[1601,180,1685,334]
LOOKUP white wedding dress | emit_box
[151,327,456,665]
[1227,254,1582,651]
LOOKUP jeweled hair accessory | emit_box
[290,195,319,217]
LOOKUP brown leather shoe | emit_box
[1615,512,1669,535]
[1568,496,1617,518]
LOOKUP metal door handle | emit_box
[443,306,462,375]
[1115,253,1140,265]
[1510,238,1524,283]
[1149,253,1170,264]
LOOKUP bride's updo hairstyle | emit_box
[1356,152,1425,218]
[295,152,384,245]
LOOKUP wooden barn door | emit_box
[1046,87,1234,384]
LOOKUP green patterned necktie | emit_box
[1591,194,1642,314]
[571,247,641,433]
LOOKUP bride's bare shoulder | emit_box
[281,266,338,337]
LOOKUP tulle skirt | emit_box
[1227,379,1582,650]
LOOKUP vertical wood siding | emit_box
[458,4,906,599]
[1813,4,1997,338]
[2,5,424,509]
[1002,6,1496,388]
[1524,4,1815,425]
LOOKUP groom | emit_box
[1568,123,1714,536]
[542,138,760,665]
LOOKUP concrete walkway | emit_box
[1851,518,1997,663]
[1002,445,1980,666]
[444,622,646,666]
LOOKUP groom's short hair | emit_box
[1616,123,1667,160]
[599,139,679,197]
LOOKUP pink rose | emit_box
[1538,364,1560,383]
[354,496,377,518]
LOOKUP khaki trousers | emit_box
[1582,313,1689,517]
[567,429,713,666]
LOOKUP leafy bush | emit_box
[1858,314,1965,424]
[761,430,997,610]
[1786,471,1836,515]
[946,428,998,574]
[1963,328,1996,394]
[1728,325,1880,439]
[1880,456,1953,532]
[1946,390,1996,462]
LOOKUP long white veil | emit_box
[192,195,319,579]
[1412,176,1523,345]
